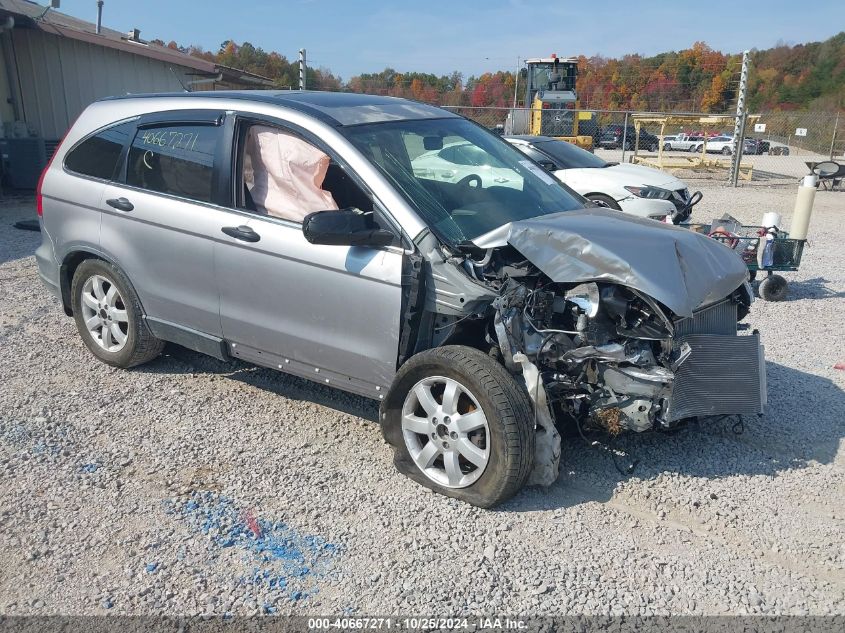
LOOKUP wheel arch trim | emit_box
[60,248,147,319]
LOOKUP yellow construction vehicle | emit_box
[506,54,595,150]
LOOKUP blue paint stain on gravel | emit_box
[164,492,337,602]
[80,462,100,473]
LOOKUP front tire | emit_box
[586,193,622,210]
[721,146,732,155]
[381,346,534,508]
[71,259,164,368]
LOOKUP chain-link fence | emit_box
[443,106,844,187]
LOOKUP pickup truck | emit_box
[662,133,706,152]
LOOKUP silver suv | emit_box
[36,91,765,507]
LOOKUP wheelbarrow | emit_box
[684,221,806,301]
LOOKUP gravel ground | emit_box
[0,184,843,617]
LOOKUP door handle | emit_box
[106,197,134,212]
[221,225,260,243]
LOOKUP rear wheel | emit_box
[721,146,732,155]
[381,346,534,508]
[586,193,622,210]
[663,143,672,151]
[71,259,164,368]
[648,142,658,152]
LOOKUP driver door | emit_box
[214,117,405,395]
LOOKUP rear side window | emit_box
[126,124,220,203]
[64,121,134,180]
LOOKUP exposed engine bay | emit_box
[403,211,765,486]
[482,247,752,431]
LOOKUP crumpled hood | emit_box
[473,208,748,317]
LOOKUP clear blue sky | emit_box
[55,0,844,78]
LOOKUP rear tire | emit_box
[648,142,658,152]
[758,274,788,301]
[586,193,622,210]
[71,259,164,368]
[381,346,535,508]
[721,146,732,155]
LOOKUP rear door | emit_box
[99,110,232,337]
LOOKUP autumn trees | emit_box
[168,34,844,113]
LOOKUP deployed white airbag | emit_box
[244,125,338,221]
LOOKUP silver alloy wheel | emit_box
[401,375,491,489]
[80,274,129,352]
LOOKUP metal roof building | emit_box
[0,0,274,188]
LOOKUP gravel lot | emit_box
[594,148,832,185]
[1,184,843,617]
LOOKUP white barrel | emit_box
[790,174,818,240]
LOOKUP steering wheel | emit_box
[456,174,482,190]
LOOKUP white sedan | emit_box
[505,135,698,221]
[411,141,523,190]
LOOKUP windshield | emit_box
[533,139,608,169]
[341,118,585,244]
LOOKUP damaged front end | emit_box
[494,274,762,424]
[488,263,763,484]
[409,209,767,486]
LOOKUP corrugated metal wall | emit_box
[0,33,16,126]
[10,29,196,139]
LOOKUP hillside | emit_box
[170,33,845,113]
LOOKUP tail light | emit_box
[36,131,70,217]
[35,150,57,217]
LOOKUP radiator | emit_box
[674,298,738,337]
[666,332,766,421]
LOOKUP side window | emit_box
[519,145,558,169]
[437,146,457,163]
[451,146,478,166]
[64,121,134,180]
[126,124,221,203]
[237,122,377,222]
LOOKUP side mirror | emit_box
[302,208,396,247]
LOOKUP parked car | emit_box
[411,141,522,190]
[662,133,706,152]
[36,91,764,508]
[704,136,735,155]
[505,135,698,221]
[598,125,660,152]
[768,141,790,156]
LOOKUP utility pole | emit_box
[830,110,840,160]
[512,56,521,109]
[729,50,750,186]
[299,48,307,90]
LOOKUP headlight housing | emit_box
[624,185,673,200]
